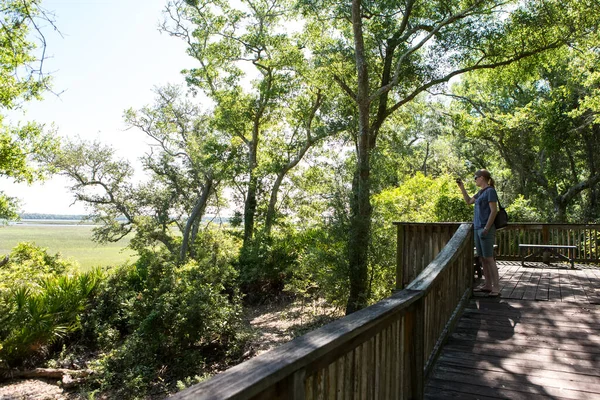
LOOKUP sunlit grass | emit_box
[0,223,136,271]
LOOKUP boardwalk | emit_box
[496,261,600,304]
[426,261,600,400]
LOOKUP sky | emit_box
[4,0,197,214]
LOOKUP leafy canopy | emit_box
[0,0,58,220]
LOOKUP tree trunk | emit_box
[587,187,599,221]
[243,174,258,246]
[243,130,260,246]
[346,163,371,314]
[180,177,214,261]
[2,368,92,380]
[551,172,600,223]
[265,144,312,236]
[554,200,567,223]
[346,0,372,314]
[265,171,286,237]
[583,123,600,221]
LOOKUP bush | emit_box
[0,243,102,367]
[237,232,298,303]
[83,229,247,398]
[506,195,544,222]
[285,226,350,311]
[434,195,473,222]
[0,242,77,292]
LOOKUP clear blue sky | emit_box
[4,0,196,214]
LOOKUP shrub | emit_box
[0,243,102,367]
[0,242,77,292]
[434,194,473,222]
[237,232,298,303]
[506,195,544,222]
[369,173,469,302]
[83,229,246,398]
[285,226,349,311]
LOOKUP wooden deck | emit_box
[426,262,600,399]
[496,261,600,303]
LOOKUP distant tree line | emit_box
[19,213,87,220]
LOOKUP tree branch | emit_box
[386,40,564,117]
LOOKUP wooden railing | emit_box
[393,223,462,290]
[495,223,600,263]
[172,224,474,400]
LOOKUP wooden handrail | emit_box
[394,222,462,289]
[173,224,474,400]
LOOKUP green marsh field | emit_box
[0,221,136,270]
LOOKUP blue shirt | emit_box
[473,187,498,229]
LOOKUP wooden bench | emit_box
[519,244,577,269]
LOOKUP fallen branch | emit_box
[1,368,92,380]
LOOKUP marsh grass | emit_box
[0,223,135,270]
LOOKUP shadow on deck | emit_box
[426,261,600,399]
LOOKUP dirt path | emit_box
[0,379,76,400]
[243,297,342,356]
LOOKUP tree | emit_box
[163,0,340,248]
[369,98,461,192]
[452,44,600,222]
[0,0,58,220]
[51,86,235,260]
[297,0,600,312]
[124,85,237,259]
[49,140,140,242]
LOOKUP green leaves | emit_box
[0,0,50,109]
[0,1,58,219]
[0,243,102,367]
[85,232,243,397]
[451,38,600,222]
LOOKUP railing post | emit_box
[397,223,405,290]
[406,299,424,399]
[289,369,306,400]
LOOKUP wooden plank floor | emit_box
[426,262,600,399]
[494,261,600,304]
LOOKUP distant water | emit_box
[8,216,230,227]
[9,219,98,227]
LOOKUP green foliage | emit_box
[0,0,48,107]
[451,42,600,222]
[285,226,350,311]
[0,243,102,367]
[368,174,468,302]
[0,1,59,219]
[0,242,77,291]
[0,193,19,221]
[237,232,298,303]
[372,173,464,224]
[82,229,246,398]
[371,100,464,192]
[269,155,354,310]
[434,195,473,223]
[505,195,544,222]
